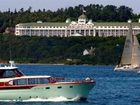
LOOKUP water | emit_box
[1,65,140,105]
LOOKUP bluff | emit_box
[0,34,132,65]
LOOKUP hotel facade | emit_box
[15,14,140,37]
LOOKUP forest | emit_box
[0,34,128,65]
[0,4,140,33]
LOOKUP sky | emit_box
[0,0,140,14]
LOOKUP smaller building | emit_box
[5,27,15,34]
[83,49,90,55]
[83,47,95,56]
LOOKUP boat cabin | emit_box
[0,76,65,88]
[10,76,64,85]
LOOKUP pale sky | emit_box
[0,0,140,14]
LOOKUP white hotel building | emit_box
[15,14,140,37]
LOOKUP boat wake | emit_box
[0,96,81,102]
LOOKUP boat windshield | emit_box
[12,78,49,85]
[0,69,24,78]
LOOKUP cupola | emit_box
[78,14,87,24]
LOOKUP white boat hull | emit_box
[0,82,95,101]
[114,65,140,72]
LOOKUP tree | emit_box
[101,5,117,21]
[117,6,133,22]
[0,4,137,33]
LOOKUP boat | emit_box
[0,61,95,101]
[114,20,140,72]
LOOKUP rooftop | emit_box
[17,22,140,27]
[78,14,87,19]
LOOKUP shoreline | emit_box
[15,63,114,66]
[16,63,65,65]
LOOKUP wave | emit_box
[0,96,80,102]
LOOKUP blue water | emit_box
[1,65,140,105]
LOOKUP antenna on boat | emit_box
[9,46,12,61]
[9,39,13,62]
[8,40,15,66]
[9,60,15,67]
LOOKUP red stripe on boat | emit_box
[0,85,34,90]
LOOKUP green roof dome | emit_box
[78,14,87,19]
[66,18,71,23]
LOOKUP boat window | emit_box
[13,78,49,85]
[3,70,16,78]
[57,86,62,89]
[0,71,4,78]
[69,86,73,88]
[28,78,39,84]
[13,79,27,85]
[46,87,50,89]
[39,78,48,84]
[28,78,49,84]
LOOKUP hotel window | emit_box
[71,30,74,34]
[76,30,79,33]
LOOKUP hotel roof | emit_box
[78,14,87,19]
[17,22,140,27]
[18,22,70,27]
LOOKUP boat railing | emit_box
[60,77,94,83]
